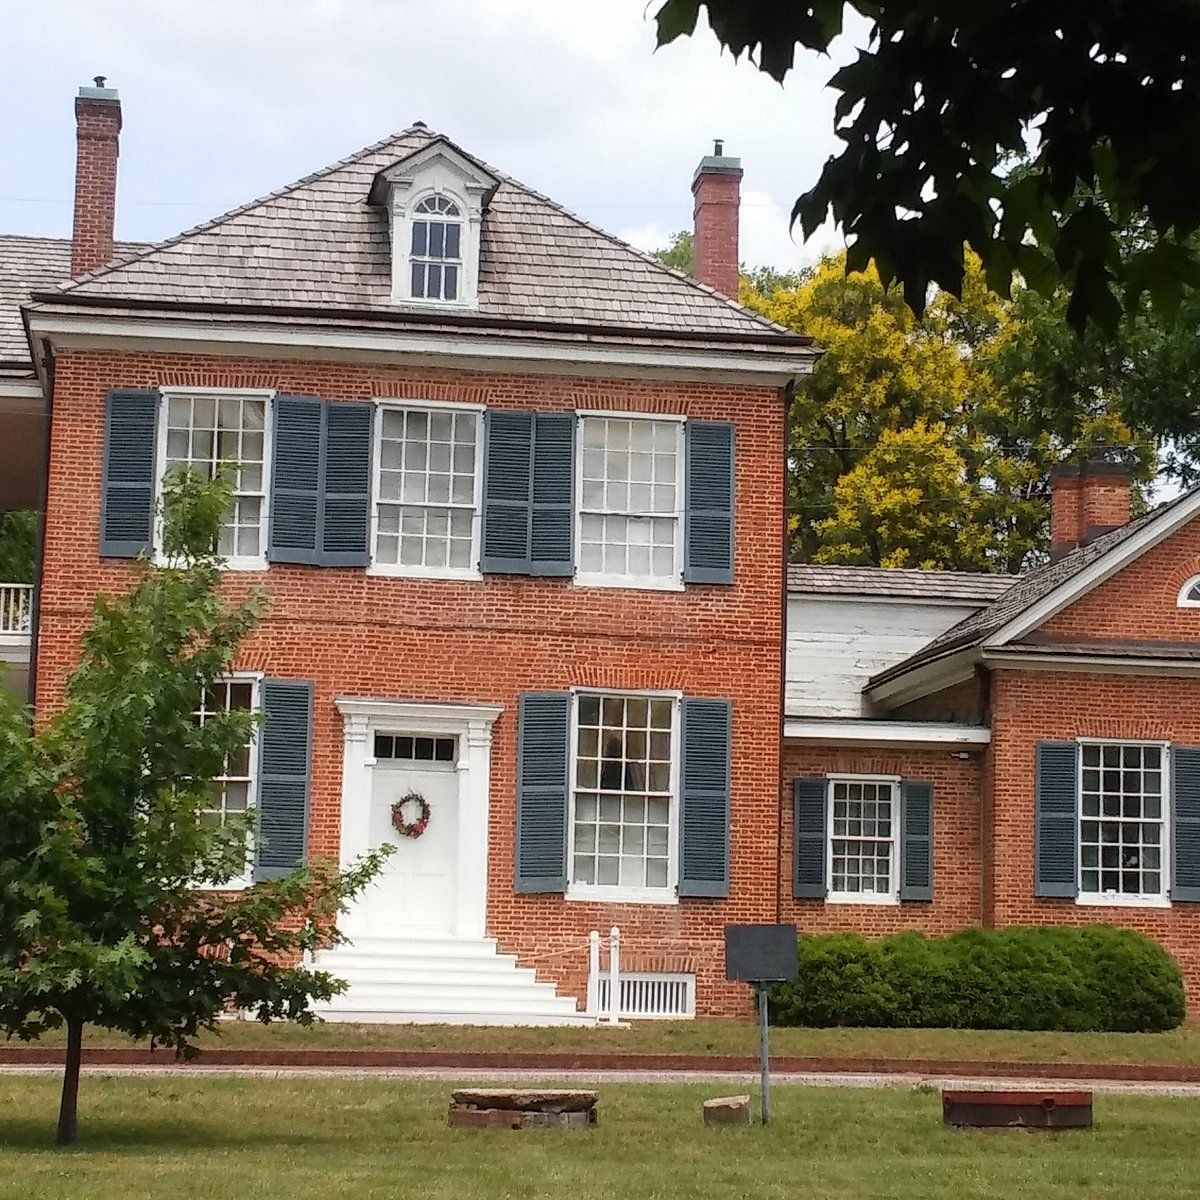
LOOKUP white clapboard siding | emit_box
[786,596,984,718]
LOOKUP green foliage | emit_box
[0,468,386,1142]
[0,510,37,583]
[651,230,694,275]
[654,1,1200,335]
[743,253,1156,571]
[768,927,1185,1033]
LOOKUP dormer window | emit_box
[369,136,498,311]
[411,195,462,301]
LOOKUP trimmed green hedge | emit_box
[767,926,1185,1032]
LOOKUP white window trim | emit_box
[826,772,902,905]
[565,687,682,905]
[155,387,275,572]
[1075,737,1172,907]
[572,411,686,593]
[1178,576,1200,607]
[388,178,484,310]
[407,191,466,304]
[197,670,264,892]
[366,399,484,581]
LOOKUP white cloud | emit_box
[0,0,860,274]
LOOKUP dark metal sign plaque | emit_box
[724,924,799,984]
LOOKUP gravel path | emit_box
[3,1064,1199,1096]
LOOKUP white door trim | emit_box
[335,697,504,939]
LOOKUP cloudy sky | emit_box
[2,0,859,270]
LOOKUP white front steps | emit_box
[310,934,593,1026]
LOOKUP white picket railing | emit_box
[586,927,697,1022]
[0,584,33,635]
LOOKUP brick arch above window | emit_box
[1177,574,1200,607]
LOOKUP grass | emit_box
[0,1076,1196,1199]
[22,1019,1200,1068]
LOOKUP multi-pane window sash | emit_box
[410,195,462,301]
[571,693,675,892]
[829,778,897,899]
[374,406,480,573]
[164,392,267,560]
[578,416,682,586]
[1079,742,1167,899]
[193,680,256,829]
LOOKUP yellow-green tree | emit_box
[742,254,1155,572]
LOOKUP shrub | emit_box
[767,926,1184,1032]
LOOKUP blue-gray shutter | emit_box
[321,401,373,566]
[530,413,574,576]
[100,388,159,557]
[268,395,323,564]
[678,697,731,897]
[793,778,827,898]
[481,410,533,573]
[254,678,313,882]
[1171,745,1200,902]
[683,420,734,584]
[515,692,570,892]
[899,779,934,901]
[1035,741,1078,897]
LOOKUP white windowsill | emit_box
[1076,893,1172,909]
[827,893,901,906]
[566,885,678,906]
[366,564,483,582]
[573,573,685,593]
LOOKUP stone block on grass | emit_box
[703,1095,752,1126]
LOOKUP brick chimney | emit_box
[1049,453,1133,557]
[71,76,122,277]
[691,140,742,297]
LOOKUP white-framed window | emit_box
[194,675,260,889]
[158,388,273,569]
[410,195,463,302]
[1178,576,1200,607]
[827,775,900,903]
[567,690,679,903]
[370,401,483,579]
[575,413,684,590]
[1078,740,1169,903]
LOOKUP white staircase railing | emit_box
[0,584,33,635]
[586,927,622,1026]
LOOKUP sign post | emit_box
[724,924,798,1127]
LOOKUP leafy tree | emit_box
[0,509,37,583]
[651,230,805,297]
[652,230,694,274]
[743,253,1155,571]
[654,1,1200,334]
[0,469,385,1145]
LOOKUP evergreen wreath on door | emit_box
[390,792,431,839]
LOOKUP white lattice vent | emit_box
[596,972,695,1020]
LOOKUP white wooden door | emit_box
[355,756,459,937]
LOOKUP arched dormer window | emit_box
[369,138,498,310]
[411,194,462,301]
[1178,575,1200,607]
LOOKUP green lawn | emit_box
[0,1076,1195,1200]
[26,1018,1200,1068]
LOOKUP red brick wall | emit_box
[36,348,785,1017]
[989,668,1200,1008]
[1039,513,1200,643]
[72,98,121,276]
[691,169,741,298]
[778,745,984,935]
